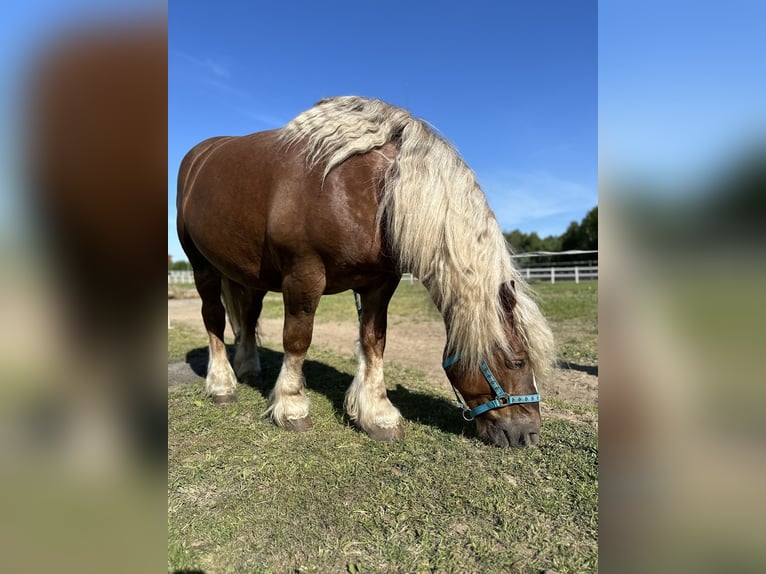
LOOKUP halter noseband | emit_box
[442,354,540,421]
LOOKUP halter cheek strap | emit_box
[442,353,541,421]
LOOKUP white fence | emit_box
[168,270,194,284]
[170,268,597,286]
[521,265,598,283]
[402,268,599,285]
[170,270,419,285]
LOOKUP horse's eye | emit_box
[505,359,525,370]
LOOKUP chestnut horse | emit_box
[177,96,554,447]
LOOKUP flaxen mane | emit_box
[279,96,554,379]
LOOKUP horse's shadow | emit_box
[184,346,471,438]
[557,360,598,377]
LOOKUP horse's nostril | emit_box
[515,428,539,447]
[484,421,540,448]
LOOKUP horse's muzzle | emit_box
[480,419,540,448]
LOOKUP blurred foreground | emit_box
[600,2,766,568]
[601,167,766,572]
[0,4,166,573]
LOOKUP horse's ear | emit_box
[500,281,516,314]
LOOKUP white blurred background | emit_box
[600,1,766,572]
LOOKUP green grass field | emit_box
[168,281,598,573]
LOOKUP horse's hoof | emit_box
[283,416,313,432]
[367,425,404,442]
[212,394,236,405]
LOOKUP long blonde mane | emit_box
[279,96,554,379]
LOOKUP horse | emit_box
[177,96,554,447]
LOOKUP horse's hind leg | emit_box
[345,276,403,441]
[266,271,325,432]
[194,267,238,403]
[225,282,266,385]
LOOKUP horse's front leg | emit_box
[265,272,325,432]
[345,276,403,441]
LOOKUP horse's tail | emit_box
[220,277,242,344]
[279,96,554,376]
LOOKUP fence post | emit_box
[551,267,555,284]
[575,266,579,284]
[526,268,530,280]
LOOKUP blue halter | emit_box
[442,354,540,421]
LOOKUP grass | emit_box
[168,281,598,573]
[168,323,208,363]
[169,346,597,573]
[258,280,441,323]
[534,281,598,366]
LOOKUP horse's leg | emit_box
[232,287,266,385]
[195,267,238,403]
[345,276,403,441]
[266,271,325,432]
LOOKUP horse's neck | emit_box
[422,279,464,339]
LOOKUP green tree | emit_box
[525,232,543,252]
[560,221,582,251]
[579,206,598,249]
[541,234,562,252]
[504,229,526,253]
[502,205,597,262]
[169,260,192,271]
[559,207,597,251]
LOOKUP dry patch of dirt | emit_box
[168,287,201,300]
[168,298,598,421]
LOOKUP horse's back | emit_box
[178,131,281,285]
[178,130,395,292]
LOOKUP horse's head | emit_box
[443,282,541,447]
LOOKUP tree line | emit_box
[503,206,598,266]
[168,259,192,271]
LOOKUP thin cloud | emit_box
[172,50,230,78]
[172,50,282,128]
[481,170,596,231]
[202,77,250,98]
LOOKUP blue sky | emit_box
[1,2,762,260]
[168,0,597,260]
[599,0,766,188]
